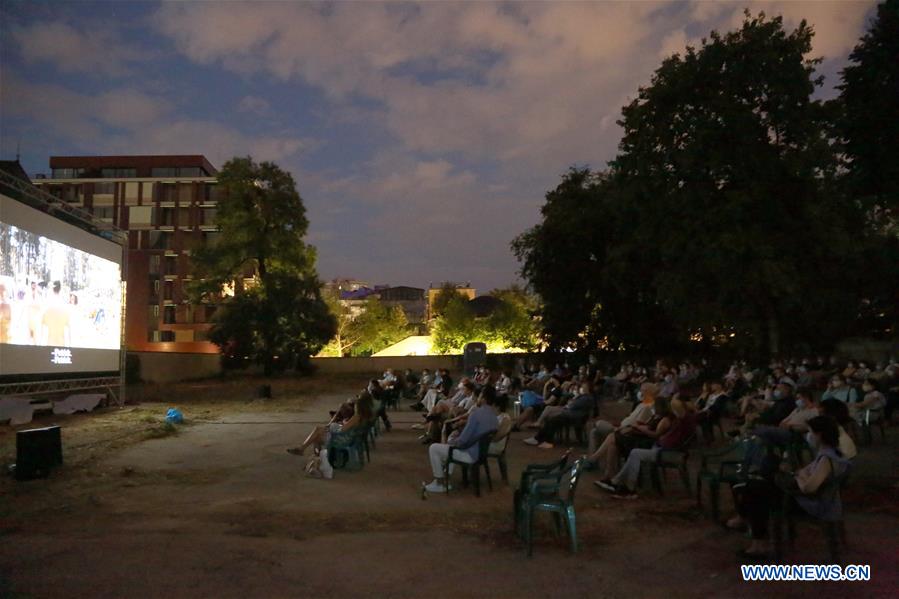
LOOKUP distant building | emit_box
[378,286,426,324]
[427,282,476,320]
[32,155,221,353]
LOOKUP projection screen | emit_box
[0,193,123,377]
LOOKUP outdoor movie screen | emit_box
[0,193,123,377]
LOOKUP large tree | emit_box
[835,0,899,339]
[190,157,335,374]
[837,0,899,217]
[516,13,872,356]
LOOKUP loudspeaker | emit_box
[14,425,63,481]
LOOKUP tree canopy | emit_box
[190,157,335,373]
[514,10,896,357]
[319,293,410,357]
[431,287,540,354]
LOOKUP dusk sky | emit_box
[0,1,877,292]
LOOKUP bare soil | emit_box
[1,374,897,599]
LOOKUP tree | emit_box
[318,287,362,358]
[431,287,541,353]
[318,293,410,357]
[515,13,872,357]
[431,283,466,318]
[837,0,899,216]
[190,157,335,374]
[351,297,410,356]
[835,0,899,339]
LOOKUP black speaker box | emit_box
[14,425,63,481]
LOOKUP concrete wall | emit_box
[129,352,470,383]
[310,355,462,374]
[131,351,222,383]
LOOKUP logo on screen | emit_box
[51,348,73,365]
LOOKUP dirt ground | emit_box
[1,374,897,599]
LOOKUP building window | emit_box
[203,184,221,203]
[148,231,171,250]
[163,305,176,324]
[93,206,115,221]
[160,331,175,342]
[151,167,177,177]
[149,255,161,275]
[93,182,115,195]
[101,168,136,178]
[51,168,85,179]
[164,256,177,276]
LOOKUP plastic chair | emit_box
[647,433,695,496]
[520,458,586,557]
[772,465,852,563]
[327,428,367,470]
[695,437,753,522]
[444,430,496,497]
[486,434,510,484]
[513,451,572,534]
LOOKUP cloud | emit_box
[237,95,271,116]
[1,70,315,167]
[9,20,145,76]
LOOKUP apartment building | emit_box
[32,155,221,353]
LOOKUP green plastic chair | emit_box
[646,432,696,496]
[513,450,571,535]
[327,428,367,470]
[695,437,753,522]
[444,431,497,497]
[521,457,586,557]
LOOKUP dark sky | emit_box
[0,1,877,293]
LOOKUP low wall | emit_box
[310,355,462,374]
[131,351,222,384]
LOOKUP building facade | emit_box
[32,155,221,354]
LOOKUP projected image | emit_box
[0,222,121,350]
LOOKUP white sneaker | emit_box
[523,437,539,446]
[425,480,448,493]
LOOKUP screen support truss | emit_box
[0,376,124,406]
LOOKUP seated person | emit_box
[379,368,397,390]
[587,382,658,454]
[488,394,513,456]
[473,365,491,389]
[818,399,858,459]
[368,379,392,431]
[750,387,819,448]
[657,370,679,399]
[523,383,595,449]
[597,397,697,498]
[695,380,730,440]
[737,382,794,432]
[287,392,374,456]
[590,395,672,484]
[821,374,859,404]
[415,379,476,442]
[424,387,499,493]
[511,378,545,430]
[849,378,886,426]
[414,369,434,404]
[729,416,851,558]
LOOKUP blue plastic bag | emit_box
[165,408,184,424]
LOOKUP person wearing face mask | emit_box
[729,416,850,559]
[849,378,886,427]
[821,374,859,404]
[750,388,819,448]
[658,370,679,399]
